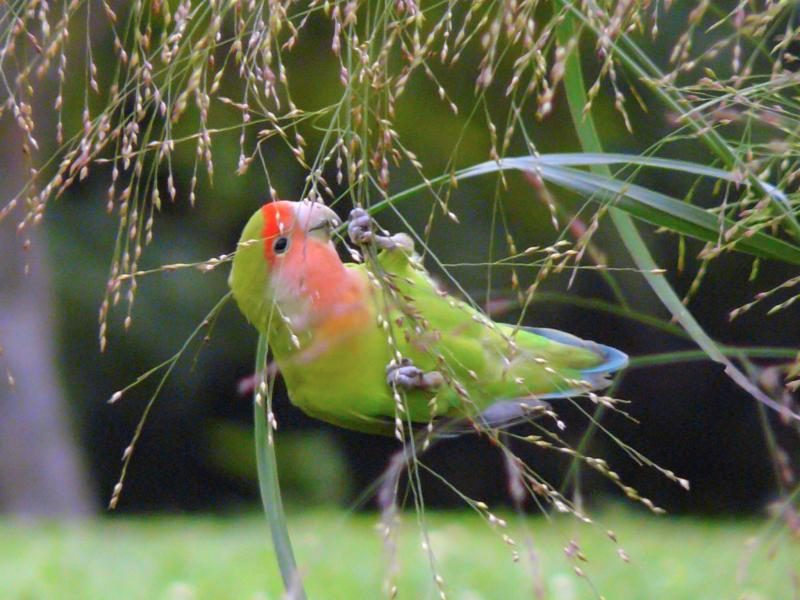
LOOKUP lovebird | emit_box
[229,200,627,435]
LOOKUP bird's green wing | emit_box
[373,242,627,421]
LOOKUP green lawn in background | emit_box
[0,506,795,599]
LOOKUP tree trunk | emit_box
[0,136,95,517]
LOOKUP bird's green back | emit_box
[370,246,605,421]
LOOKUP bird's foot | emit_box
[386,358,444,391]
[347,207,377,245]
[348,208,413,252]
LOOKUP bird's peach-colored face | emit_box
[258,200,341,268]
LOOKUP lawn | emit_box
[1,506,796,599]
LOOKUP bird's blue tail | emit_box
[524,326,629,399]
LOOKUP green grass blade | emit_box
[254,333,307,599]
[629,347,800,369]
[456,157,800,265]
[532,153,787,204]
[540,164,800,264]
[556,0,800,243]
[366,152,800,265]
[555,13,799,420]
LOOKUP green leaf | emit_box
[552,11,799,421]
[254,333,307,599]
[455,155,800,266]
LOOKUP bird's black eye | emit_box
[273,236,289,254]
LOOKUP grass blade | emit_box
[555,0,800,243]
[457,157,800,265]
[254,333,306,599]
[367,152,800,266]
[555,13,799,421]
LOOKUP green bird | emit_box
[229,200,627,435]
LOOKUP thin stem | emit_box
[629,347,800,368]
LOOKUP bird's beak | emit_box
[293,200,341,238]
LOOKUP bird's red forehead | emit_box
[261,201,295,240]
[260,201,297,263]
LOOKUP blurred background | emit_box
[0,0,798,521]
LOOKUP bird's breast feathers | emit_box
[271,261,376,365]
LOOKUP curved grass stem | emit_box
[254,333,307,600]
[556,12,798,421]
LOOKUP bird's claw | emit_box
[386,358,444,391]
[347,208,377,245]
[348,208,411,251]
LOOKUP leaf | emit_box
[454,154,800,265]
[253,333,307,599]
